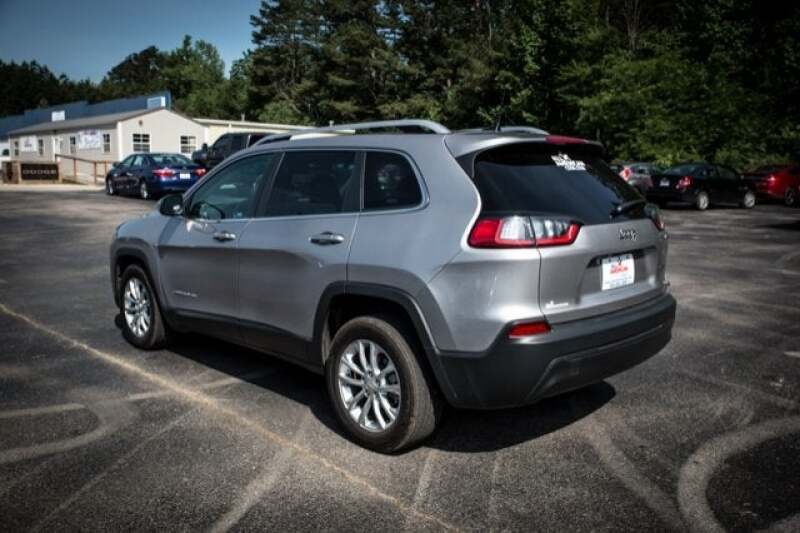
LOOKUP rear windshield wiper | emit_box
[610,199,646,217]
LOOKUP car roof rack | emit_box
[255,119,451,145]
[456,125,550,135]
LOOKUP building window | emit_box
[180,135,196,155]
[103,133,111,154]
[38,139,44,156]
[13,141,19,157]
[69,136,76,154]
[132,133,150,153]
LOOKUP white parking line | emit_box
[0,302,460,532]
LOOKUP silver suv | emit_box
[110,120,676,452]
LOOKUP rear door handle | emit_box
[213,230,237,242]
[310,232,345,245]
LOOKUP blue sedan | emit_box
[105,153,207,200]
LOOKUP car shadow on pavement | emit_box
[118,316,615,453]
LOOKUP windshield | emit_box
[152,154,192,166]
[663,164,700,176]
[470,143,644,225]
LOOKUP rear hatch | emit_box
[468,141,668,324]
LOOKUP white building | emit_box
[194,117,308,147]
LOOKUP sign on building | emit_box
[19,136,38,153]
[77,130,102,150]
[147,96,166,109]
[51,110,66,122]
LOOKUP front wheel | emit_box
[119,265,168,349]
[784,187,797,207]
[741,190,756,209]
[695,191,710,211]
[325,316,442,453]
[106,178,115,195]
[139,180,150,200]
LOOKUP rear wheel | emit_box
[325,316,441,453]
[119,265,167,349]
[695,191,710,211]
[106,178,115,195]
[139,180,150,200]
[741,190,756,209]
[784,187,797,207]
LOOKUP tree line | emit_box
[3,0,799,168]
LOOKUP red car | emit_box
[744,164,800,206]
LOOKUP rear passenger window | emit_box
[263,151,359,216]
[364,152,422,210]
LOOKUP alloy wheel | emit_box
[123,277,151,338]
[337,339,401,433]
[785,188,797,207]
[106,179,114,195]
[140,182,149,200]
[743,191,755,208]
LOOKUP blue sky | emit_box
[0,0,262,81]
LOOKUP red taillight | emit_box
[196,168,207,177]
[676,175,692,189]
[767,175,776,183]
[153,168,175,179]
[621,167,631,180]
[468,216,580,248]
[509,320,551,338]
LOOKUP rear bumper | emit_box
[436,292,676,409]
[152,180,195,193]
[646,189,694,204]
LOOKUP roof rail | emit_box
[457,126,550,135]
[255,119,451,145]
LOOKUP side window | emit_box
[262,151,359,216]
[188,154,274,220]
[230,135,246,151]
[119,155,135,167]
[719,166,737,180]
[364,151,422,210]
[213,135,231,152]
[131,155,147,167]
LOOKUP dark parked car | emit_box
[106,153,206,200]
[191,132,266,170]
[744,164,800,206]
[646,162,756,210]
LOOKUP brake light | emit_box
[621,167,631,180]
[196,168,207,177]
[644,204,665,231]
[676,175,692,190]
[468,216,580,248]
[767,175,776,183]
[509,320,551,338]
[153,168,175,179]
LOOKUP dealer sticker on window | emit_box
[551,153,586,171]
[601,253,635,291]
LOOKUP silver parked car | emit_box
[111,120,676,452]
[617,162,660,194]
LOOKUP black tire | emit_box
[740,190,756,209]
[695,191,710,211]
[106,178,115,195]
[325,315,442,453]
[139,180,150,200]
[785,187,797,207]
[119,264,168,349]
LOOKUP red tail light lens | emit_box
[621,167,631,180]
[509,320,551,338]
[676,175,692,189]
[767,175,776,183]
[469,216,580,248]
[154,168,175,179]
[644,204,665,231]
[196,168,207,177]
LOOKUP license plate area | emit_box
[659,178,670,187]
[180,172,191,180]
[601,253,635,291]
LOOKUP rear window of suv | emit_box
[470,143,643,225]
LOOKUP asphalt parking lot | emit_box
[1,189,799,532]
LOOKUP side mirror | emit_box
[158,194,184,217]
[202,143,209,151]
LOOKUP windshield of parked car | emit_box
[151,154,193,166]
[663,164,700,176]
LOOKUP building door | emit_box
[52,137,63,160]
